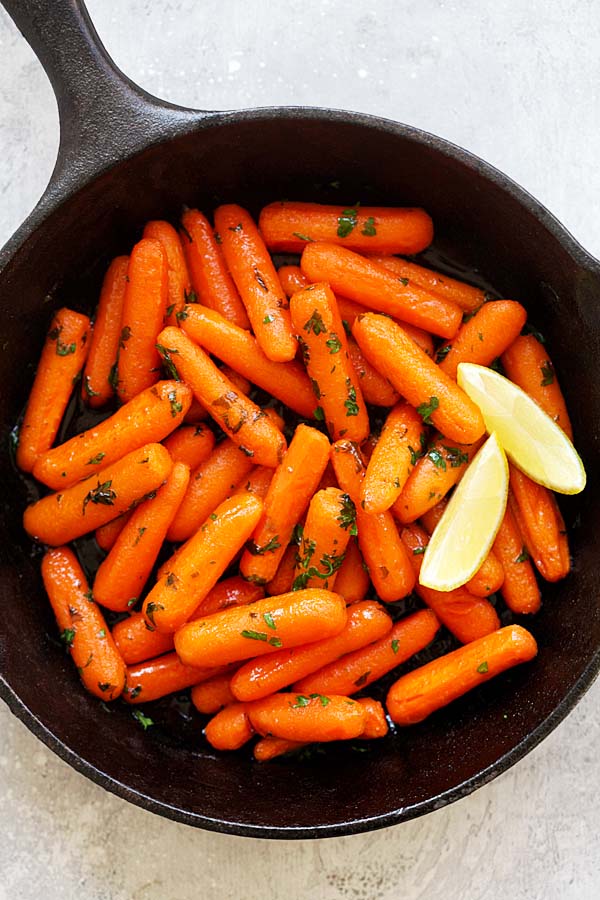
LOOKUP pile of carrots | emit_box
[16,199,574,759]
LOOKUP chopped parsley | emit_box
[344,379,360,417]
[337,206,359,238]
[416,396,439,425]
[337,493,358,536]
[145,601,165,628]
[60,627,75,648]
[82,480,116,514]
[477,661,489,674]
[427,448,447,471]
[361,216,376,237]
[246,535,281,556]
[263,612,277,631]
[391,639,400,654]
[293,232,314,242]
[263,315,273,324]
[132,710,154,730]
[515,547,529,563]
[540,361,554,386]
[413,546,426,556]
[303,310,326,335]
[168,389,183,418]
[326,334,342,354]
[313,406,325,421]
[83,376,100,398]
[435,344,451,363]
[241,629,281,647]
[86,452,105,465]
[156,344,181,381]
[443,446,469,468]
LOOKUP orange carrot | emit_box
[370,255,486,313]
[183,396,209,423]
[174,589,347,668]
[437,300,527,379]
[246,692,365,742]
[508,465,570,582]
[124,652,221,704]
[82,257,128,406]
[193,575,265,618]
[336,294,435,357]
[180,208,250,329]
[253,737,305,761]
[501,334,573,439]
[233,465,274,501]
[301,243,461,338]
[386,625,538,725]
[220,364,251,397]
[292,488,355,591]
[155,326,287,467]
[112,612,175,665]
[117,238,168,403]
[95,512,131,552]
[353,313,485,444]
[33,380,191,490]
[204,703,254,750]
[493,506,541,614]
[259,202,433,255]
[357,698,389,739]
[333,537,370,604]
[24,443,173,546]
[93,462,190,612]
[143,220,192,325]
[215,204,296,362]
[277,264,308,297]
[191,672,237,714]
[361,403,425,514]
[261,406,285,432]
[265,543,299,597]
[290,282,370,443]
[162,422,215,470]
[16,308,91,473]
[239,424,330,584]
[41,547,125,701]
[347,337,400,407]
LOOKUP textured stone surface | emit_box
[1,1,599,897]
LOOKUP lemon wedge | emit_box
[419,433,508,592]
[457,362,586,494]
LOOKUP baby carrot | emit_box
[493,506,541,615]
[509,465,570,582]
[93,462,190,612]
[81,256,128,406]
[246,693,366,743]
[361,403,426,514]
[353,313,485,444]
[358,698,389,739]
[180,305,316,418]
[174,589,347,668]
[112,612,175,665]
[501,334,573,439]
[180,208,250,329]
[33,380,191,490]
[162,423,215,470]
[143,493,263,634]
[230,600,391,701]
[143,220,192,325]
[215,204,296,362]
[24,443,173,546]
[118,238,168,403]
[191,671,237,714]
[347,337,400,407]
[193,575,265,617]
[41,547,126,701]
[437,300,527,379]
[124,652,221,704]
[239,424,331,584]
[370,255,486,313]
[233,465,274,501]
[292,488,355,591]
[294,608,440,696]
[301,243,461,339]
[204,703,254,751]
[333,537,371,604]
[265,543,299,597]
[277,264,308,297]
[16,308,91,473]
[386,625,538,725]
[261,406,286,433]
[253,737,304,761]
[331,440,415,602]
[155,326,287,467]
[336,294,435,357]
[259,201,433,255]
[290,282,370,443]
[95,513,131,551]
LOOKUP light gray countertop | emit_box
[1,2,599,898]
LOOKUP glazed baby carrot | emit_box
[41,547,126,701]
[112,611,175,665]
[180,208,250,329]
[277,264,308,297]
[180,305,316,418]
[331,440,415,602]
[294,609,440,696]
[336,294,435,357]
[143,220,192,325]
[437,300,527,379]
[246,693,365,742]
[24,443,172,546]
[81,256,128,406]
[239,424,331,584]
[253,737,304,761]
[233,465,273,502]
[352,313,485,444]
[191,671,237,714]
[124,652,221,704]
[33,380,191,489]
[386,625,538,725]
[361,403,425,514]
[204,703,254,751]
[174,589,347,668]
[509,465,570,582]
[347,338,400,407]
[301,243,461,338]
[117,238,168,403]
[143,493,263,634]
[333,537,370,604]
[292,488,355,591]
[93,462,190,612]
[265,543,298,597]
[501,334,573,439]
[162,423,215,470]
[220,365,251,397]
[155,327,287,467]
[493,506,541,614]
[16,308,91,473]
[290,282,370,443]
[357,698,389,739]
[215,204,296,362]
[259,201,433,255]
[370,255,486,313]
[230,600,391,701]
[193,575,265,617]
[95,512,131,551]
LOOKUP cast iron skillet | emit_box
[1,0,599,840]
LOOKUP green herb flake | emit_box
[184,288,198,304]
[60,627,76,648]
[540,361,555,386]
[156,344,181,381]
[337,206,359,238]
[310,378,321,399]
[408,445,422,467]
[290,695,310,708]
[361,216,377,237]
[515,547,529,563]
[309,693,330,707]
[326,334,342,354]
[413,546,426,556]
[127,598,138,608]
[263,315,273,324]
[82,480,116,515]
[398,276,410,286]
[313,406,325,421]
[132,710,154,730]
[145,601,165,628]
[443,446,469,468]
[83,376,100,398]
[354,670,371,687]
[304,310,326,335]
[391,638,400,654]
[263,612,277,630]
[166,303,175,318]
[477,661,489,674]
[427,448,447,471]
[292,232,314,242]
[344,379,360,417]
[337,493,358,536]
[241,629,268,642]
[108,362,119,391]
[98,629,106,639]
[56,340,76,356]
[435,345,451,364]
[246,535,281,556]
[86,452,105,466]
[98,682,112,693]
[269,637,283,648]
[416,396,439,425]
[176,308,189,321]
[168,389,183,418]
[134,527,147,547]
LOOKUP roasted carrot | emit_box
[112,612,175,665]
[333,537,371,604]
[361,403,425,514]
[143,493,263,634]
[93,462,190,612]
[230,600,391,701]
[336,294,435,357]
[33,380,191,490]
[347,337,400,407]
[260,202,433,255]
[501,334,573,439]
[124,652,221,704]
[331,440,415,602]
[204,703,254,751]
[191,672,237,714]
[41,547,125,700]
[370,255,486,313]
[174,589,347,668]
[95,512,131,552]
[265,543,299,597]
[215,204,296,362]
[292,488,355,591]
[117,238,168,403]
[277,264,308,297]
[179,305,316,418]
[155,327,287,467]
[301,243,461,338]
[493,506,541,614]
[508,465,570,582]
[16,308,91,473]
[24,443,173,546]
[353,313,485,444]
[437,300,527,379]
[82,256,128,406]
[193,575,265,617]
[233,465,274,501]
[246,692,365,742]
[386,625,538,725]
[180,208,250,329]
[239,424,330,584]
[162,422,215,470]
[290,282,370,443]
[143,220,192,325]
